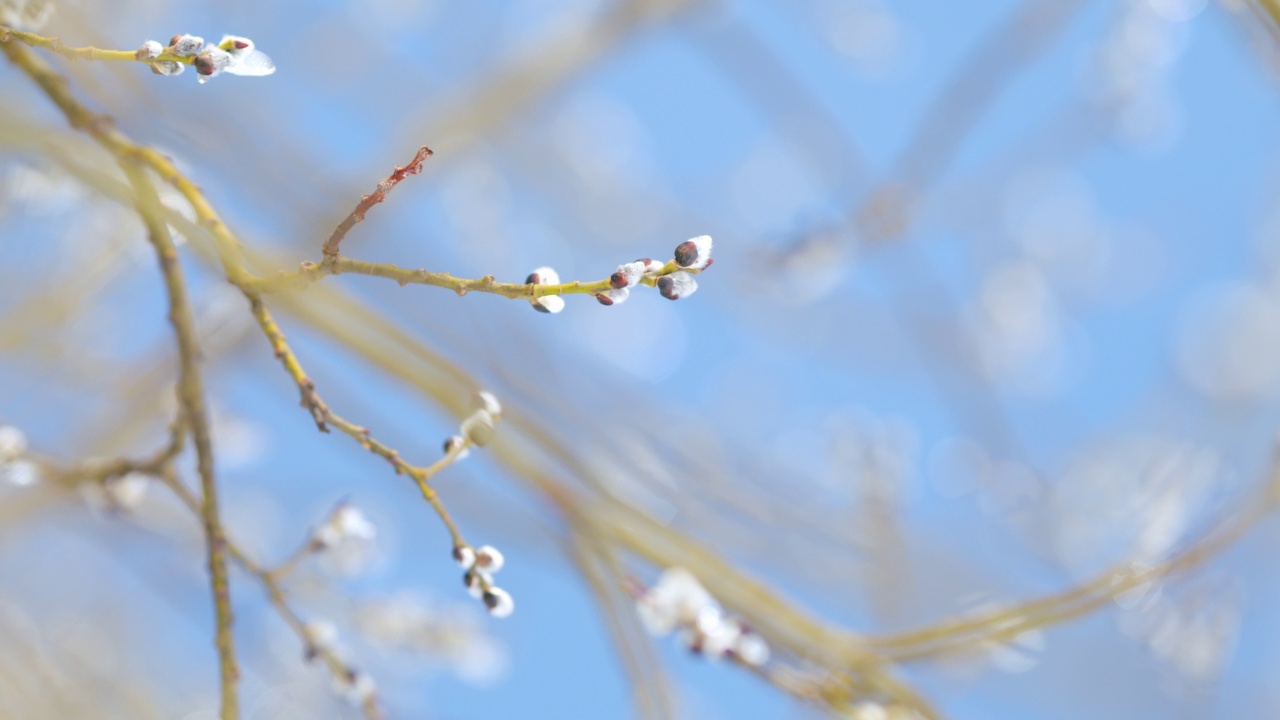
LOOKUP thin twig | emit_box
[322,146,433,260]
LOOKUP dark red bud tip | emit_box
[463,569,475,588]
[531,301,552,313]
[674,241,699,268]
[595,293,615,306]
[658,276,678,300]
[482,591,500,610]
[451,546,467,563]
[234,40,250,49]
[169,34,183,46]
[609,271,628,289]
[524,272,541,285]
[634,257,653,265]
[195,55,213,75]
[703,258,714,269]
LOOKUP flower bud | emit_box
[657,272,698,300]
[475,545,505,573]
[168,34,205,57]
[135,40,163,60]
[673,235,714,270]
[482,587,515,618]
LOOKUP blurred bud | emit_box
[464,568,485,599]
[0,459,39,487]
[305,620,338,655]
[105,471,148,511]
[453,545,476,569]
[475,545,505,573]
[733,628,770,666]
[636,567,716,636]
[483,587,515,618]
[314,502,377,549]
[333,670,377,706]
[476,390,502,417]
[461,409,495,447]
[0,425,27,461]
[443,434,471,460]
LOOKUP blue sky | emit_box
[5,1,1280,718]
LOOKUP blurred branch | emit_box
[117,160,239,717]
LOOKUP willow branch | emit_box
[119,161,238,718]
[0,25,192,65]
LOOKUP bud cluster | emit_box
[137,34,276,83]
[522,235,714,313]
[635,567,770,666]
[454,543,515,618]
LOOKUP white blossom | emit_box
[636,567,716,636]
[734,631,771,666]
[0,425,27,461]
[314,502,377,549]
[0,459,39,487]
[333,671,377,706]
[105,471,148,511]
[305,620,338,654]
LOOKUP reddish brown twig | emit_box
[321,146,433,260]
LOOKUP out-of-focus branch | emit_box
[155,470,384,720]
[118,161,239,719]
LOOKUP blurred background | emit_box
[3,0,1280,717]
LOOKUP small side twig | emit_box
[321,146,433,261]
